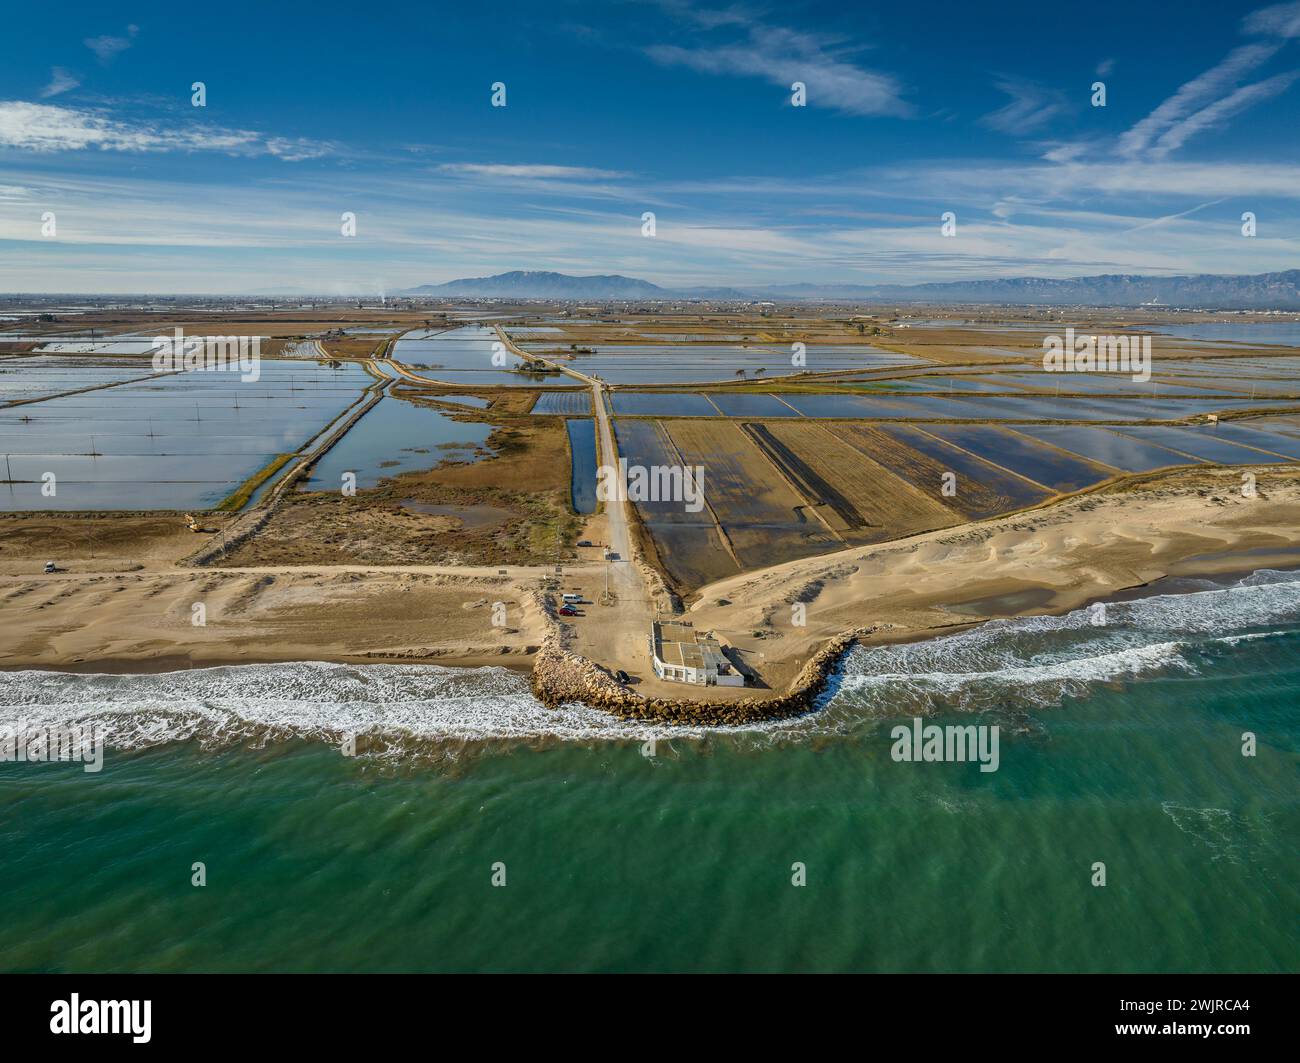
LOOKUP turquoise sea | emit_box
[1,571,1297,972]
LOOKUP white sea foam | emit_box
[825,569,1300,716]
[2,571,1297,749]
[0,661,795,752]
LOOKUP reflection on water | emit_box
[565,418,597,514]
[1155,322,1300,346]
[305,396,492,490]
[1,360,371,511]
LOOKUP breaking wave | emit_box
[824,568,1300,719]
[2,570,1298,753]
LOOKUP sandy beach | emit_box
[3,466,1299,699]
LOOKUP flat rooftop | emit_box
[652,620,730,672]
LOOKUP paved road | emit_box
[588,379,643,605]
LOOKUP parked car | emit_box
[576,540,593,547]
[559,606,577,617]
[615,669,630,684]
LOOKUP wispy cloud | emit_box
[980,77,1068,135]
[39,68,81,99]
[0,102,330,160]
[1149,69,1300,157]
[1118,43,1282,157]
[437,163,627,179]
[1243,0,1300,37]
[645,10,909,118]
[84,24,139,63]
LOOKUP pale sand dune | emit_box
[682,467,1300,693]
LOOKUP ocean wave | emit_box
[824,568,1300,716]
[1,569,1297,749]
[0,661,797,753]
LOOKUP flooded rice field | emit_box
[1,359,371,511]
[304,395,492,491]
[1103,425,1289,465]
[706,393,801,417]
[866,424,1051,514]
[565,419,598,514]
[521,342,917,384]
[610,392,720,417]
[1152,322,1300,346]
[3,355,163,403]
[531,392,592,416]
[607,389,1295,422]
[919,424,1115,491]
[1010,425,1206,472]
[393,325,578,387]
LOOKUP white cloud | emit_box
[981,77,1068,135]
[1118,43,1282,157]
[437,163,627,179]
[646,21,909,117]
[40,68,81,99]
[84,24,139,63]
[0,102,329,160]
[1243,1,1300,37]
[1150,70,1300,157]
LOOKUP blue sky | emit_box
[2,0,1299,293]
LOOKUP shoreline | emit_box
[2,468,1299,720]
[5,549,1297,720]
[0,650,538,677]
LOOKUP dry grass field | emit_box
[219,403,581,568]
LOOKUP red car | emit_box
[559,605,577,617]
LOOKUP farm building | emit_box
[650,620,744,686]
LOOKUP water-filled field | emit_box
[395,325,580,388]
[2,354,162,403]
[707,393,801,417]
[393,325,512,371]
[919,424,1116,492]
[1105,425,1288,465]
[761,421,956,538]
[1154,322,1300,346]
[1011,425,1206,472]
[531,391,592,416]
[610,392,719,417]
[665,420,835,571]
[0,359,371,511]
[522,342,917,384]
[305,396,492,490]
[565,419,598,514]
[985,372,1237,397]
[1209,421,1300,459]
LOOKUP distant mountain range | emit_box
[403,271,674,300]
[398,268,1300,309]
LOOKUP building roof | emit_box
[652,620,731,674]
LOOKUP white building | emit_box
[650,621,745,686]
